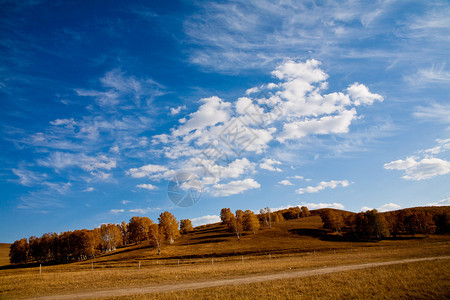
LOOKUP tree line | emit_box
[319,207,450,240]
[219,206,311,239]
[9,211,194,264]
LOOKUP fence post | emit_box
[39,264,42,275]
[91,262,93,271]
[211,257,214,265]
[314,250,316,256]
[241,255,244,263]
[268,254,271,260]
[178,259,180,266]
[138,261,141,270]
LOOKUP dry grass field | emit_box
[1,215,449,299]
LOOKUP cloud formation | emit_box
[296,180,350,194]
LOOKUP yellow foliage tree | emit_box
[158,211,180,244]
[243,210,260,234]
[180,219,194,234]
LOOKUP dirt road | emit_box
[29,256,449,299]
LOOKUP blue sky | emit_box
[1,0,449,243]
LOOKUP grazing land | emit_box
[1,215,449,299]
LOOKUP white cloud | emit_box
[136,183,158,190]
[405,65,450,86]
[426,198,450,206]
[277,109,357,143]
[190,215,221,227]
[129,207,160,214]
[361,203,401,212]
[172,96,231,137]
[272,59,328,83]
[12,167,47,186]
[378,203,401,212]
[37,152,116,173]
[296,180,350,194]
[211,178,261,197]
[278,179,293,186]
[360,206,373,212]
[170,105,186,115]
[121,200,131,205]
[300,202,345,210]
[50,118,75,127]
[127,164,173,179]
[347,83,383,106]
[260,158,282,172]
[423,138,450,154]
[83,187,94,192]
[109,209,124,214]
[384,156,450,180]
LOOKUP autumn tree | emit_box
[320,210,345,233]
[272,211,284,223]
[158,211,180,244]
[128,216,152,244]
[180,219,194,234]
[259,207,272,229]
[9,238,28,264]
[120,221,129,245]
[220,208,233,225]
[405,212,436,237]
[243,210,260,234]
[148,223,163,255]
[365,209,390,240]
[301,206,310,217]
[100,224,123,252]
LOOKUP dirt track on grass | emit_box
[29,255,450,299]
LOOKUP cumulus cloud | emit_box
[378,203,401,212]
[259,158,282,172]
[277,109,357,143]
[296,180,350,194]
[170,105,186,115]
[83,187,94,192]
[127,164,174,180]
[384,156,450,180]
[211,178,261,197]
[278,179,293,186]
[347,83,383,106]
[301,202,345,210]
[361,202,401,212]
[190,215,221,226]
[273,202,345,211]
[109,209,124,214]
[172,96,231,137]
[136,183,158,190]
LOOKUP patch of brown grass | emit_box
[139,259,450,300]
[0,241,449,299]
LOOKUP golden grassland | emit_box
[1,216,449,299]
[135,260,450,300]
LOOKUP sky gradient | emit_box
[1,0,449,243]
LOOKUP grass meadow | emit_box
[1,216,449,299]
